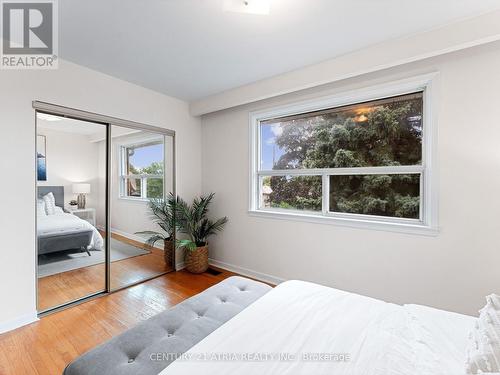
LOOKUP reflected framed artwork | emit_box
[37,135,47,181]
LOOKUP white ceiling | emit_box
[37,115,106,136]
[60,0,500,101]
[38,115,146,140]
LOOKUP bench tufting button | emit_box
[167,333,173,337]
[128,358,134,363]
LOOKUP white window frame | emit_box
[118,137,165,201]
[249,73,439,235]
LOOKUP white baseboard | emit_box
[97,226,163,251]
[99,233,282,286]
[109,227,151,245]
[209,258,285,286]
[0,311,38,334]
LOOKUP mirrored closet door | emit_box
[35,102,176,314]
[109,125,175,291]
[36,112,108,312]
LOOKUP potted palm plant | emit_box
[176,193,228,274]
[136,194,178,270]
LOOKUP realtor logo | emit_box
[1,0,58,69]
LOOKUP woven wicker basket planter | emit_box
[185,245,209,274]
[163,240,174,271]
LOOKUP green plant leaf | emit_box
[174,193,228,245]
[136,193,179,248]
[176,239,197,251]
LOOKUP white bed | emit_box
[160,280,475,375]
[37,212,104,251]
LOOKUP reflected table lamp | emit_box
[73,183,91,209]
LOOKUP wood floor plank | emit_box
[0,268,238,375]
[37,233,172,311]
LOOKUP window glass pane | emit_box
[146,177,163,199]
[260,92,423,170]
[126,177,142,197]
[126,142,164,175]
[261,175,322,211]
[329,174,420,219]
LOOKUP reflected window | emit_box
[120,140,164,200]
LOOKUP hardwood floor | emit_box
[0,267,238,375]
[109,232,173,290]
[37,232,172,311]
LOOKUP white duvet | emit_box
[37,212,104,250]
[160,280,475,375]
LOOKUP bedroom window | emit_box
[119,140,164,200]
[250,76,437,234]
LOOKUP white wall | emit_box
[201,41,500,316]
[37,128,103,209]
[0,60,201,332]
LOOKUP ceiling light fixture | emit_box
[223,0,270,15]
[37,113,63,121]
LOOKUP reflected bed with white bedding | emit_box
[38,212,104,251]
[37,186,104,256]
[161,280,476,375]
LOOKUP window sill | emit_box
[118,196,149,203]
[248,209,439,236]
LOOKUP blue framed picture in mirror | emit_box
[37,134,47,181]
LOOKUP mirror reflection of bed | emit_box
[36,114,174,312]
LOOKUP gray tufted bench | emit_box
[63,276,272,375]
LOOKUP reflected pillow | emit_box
[466,294,500,374]
[42,192,56,215]
[37,199,47,217]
